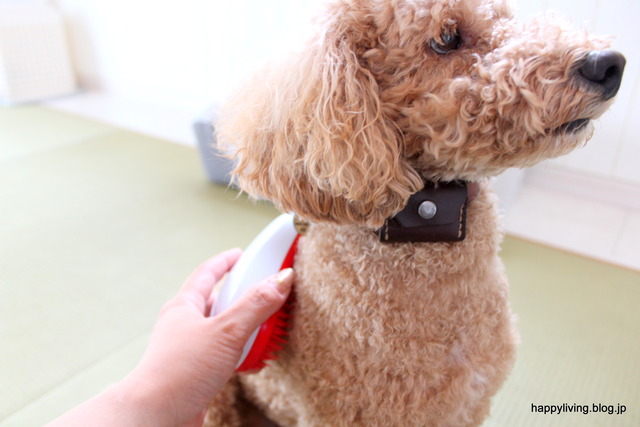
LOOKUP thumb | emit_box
[213,268,294,345]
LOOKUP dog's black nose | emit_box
[578,50,626,100]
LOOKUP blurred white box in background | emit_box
[0,3,76,105]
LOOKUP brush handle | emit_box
[211,213,298,369]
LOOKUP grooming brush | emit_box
[211,213,299,372]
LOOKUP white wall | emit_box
[52,0,324,111]
[51,0,640,184]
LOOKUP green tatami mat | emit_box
[486,238,640,427]
[0,106,114,162]
[1,106,638,426]
[0,106,279,425]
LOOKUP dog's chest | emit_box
[290,194,501,345]
[291,223,494,354]
[264,218,510,421]
[242,190,516,425]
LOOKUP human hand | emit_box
[46,249,293,427]
[120,248,294,427]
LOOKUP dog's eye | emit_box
[429,31,461,54]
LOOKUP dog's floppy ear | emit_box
[217,8,422,228]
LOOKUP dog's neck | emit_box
[377,181,479,243]
[292,181,480,243]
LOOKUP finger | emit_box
[205,280,223,317]
[205,291,216,318]
[180,248,242,299]
[213,268,294,343]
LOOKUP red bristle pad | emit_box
[238,287,296,372]
[263,296,295,360]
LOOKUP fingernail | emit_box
[270,268,294,294]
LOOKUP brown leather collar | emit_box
[377,181,479,243]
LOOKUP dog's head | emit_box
[217,0,625,227]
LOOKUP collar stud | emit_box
[418,200,438,220]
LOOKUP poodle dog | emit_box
[205,0,625,425]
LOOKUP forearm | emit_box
[45,250,293,426]
[45,375,167,427]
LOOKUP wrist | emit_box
[46,370,172,427]
[112,369,172,427]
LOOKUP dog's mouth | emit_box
[554,118,591,134]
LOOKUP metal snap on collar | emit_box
[418,200,437,220]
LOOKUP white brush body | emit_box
[211,213,297,368]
